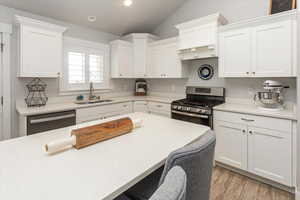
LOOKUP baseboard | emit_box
[216,162,294,193]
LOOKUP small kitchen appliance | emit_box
[135,79,147,96]
[254,80,289,111]
[171,87,225,129]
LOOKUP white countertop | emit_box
[214,103,297,121]
[0,113,210,200]
[17,96,177,116]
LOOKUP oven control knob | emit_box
[173,105,178,109]
[186,107,191,111]
[196,109,202,113]
[178,106,182,110]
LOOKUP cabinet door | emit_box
[118,43,133,78]
[147,45,163,78]
[252,20,293,77]
[21,26,62,77]
[163,43,182,78]
[219,28,252,77]
[133,39,147,78]
[214,120,248,170]
[134,101,148,113]
[111,41,133,78]
[248,127,292,186]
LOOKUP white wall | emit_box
[0,4,135,138]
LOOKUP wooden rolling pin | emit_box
[45,117,142,154]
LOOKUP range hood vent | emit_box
[176,13,227,60]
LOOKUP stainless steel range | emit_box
[171,87,225,129]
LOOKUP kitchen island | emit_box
[0,112,210,200]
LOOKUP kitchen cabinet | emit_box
[147,38,188,78]
[111,40,134,78]
[76,102,133,124]
[122,34,158,78]
[252,21,293,77]
[219,10,297,78]
[219,28,252,77]
[214,110,293,186]
[133,101,148,113]
[148,102,171,118]
[214,120,247,170]
[16,16,67,78]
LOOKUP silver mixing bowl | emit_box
[256,92,282,105]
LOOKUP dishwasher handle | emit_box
[30,113,76,124]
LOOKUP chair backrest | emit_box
[159,130,216,200]
[149,166,187,200]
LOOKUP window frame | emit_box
[60,37,110,93]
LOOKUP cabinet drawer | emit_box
[148,102,170,112]
[214,111,291,133]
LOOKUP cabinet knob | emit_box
[249,131,253,134]
[120,74,122,76]
[246,72,249,75]
[252,72,256,75]
[242,130,246,133]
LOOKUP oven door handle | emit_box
[172,110,209,119]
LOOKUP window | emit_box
[61,37,110,92]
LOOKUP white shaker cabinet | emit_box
[248,126,292,186]
[219,28,252,77]
[16,16,67,78]
[214,110,293,186]
[219,10,297,78]
[147,38,188,78]
[252,21,293,77]
[111,40,134,78]
[214,120,248,170]
[133,101,149,113]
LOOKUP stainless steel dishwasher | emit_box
[27,110,76,135]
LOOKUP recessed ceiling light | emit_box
[123,0,133,7]
[88,16,97,22]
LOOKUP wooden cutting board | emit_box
[71,117,134,149]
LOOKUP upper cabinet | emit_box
[16,16,67,78]
[219,10,297,78]
[110,40,134,78]
[147,38,188,78]
[176,13,227,60]
[110,35,188,79]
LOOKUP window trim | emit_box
[60,37,110,93]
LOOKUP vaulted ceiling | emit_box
[0,0,187,35]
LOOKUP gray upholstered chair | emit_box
[126,130,216,200]
[115,166,187,200]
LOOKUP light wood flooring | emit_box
[210,166,294,200]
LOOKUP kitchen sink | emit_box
[75,99,113,105]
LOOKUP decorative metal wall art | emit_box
[25,78,48,107]
[198,64,214,80]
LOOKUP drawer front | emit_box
[76,102,133,124]
[214,111,292,133]
[134,101,148,112]
[148,102,170,112]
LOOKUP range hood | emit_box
[175,13,227,60]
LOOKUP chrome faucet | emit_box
[89,82,96,100]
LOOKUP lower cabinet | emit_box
[133,101,149,113]
[148,102,171,118]
[214,110,294,186]
[76,102,133,124]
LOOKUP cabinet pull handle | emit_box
[156,105,163,108]
[250,130,284,139]
[241,118,255,122]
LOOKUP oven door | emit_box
[171,110,212,128]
